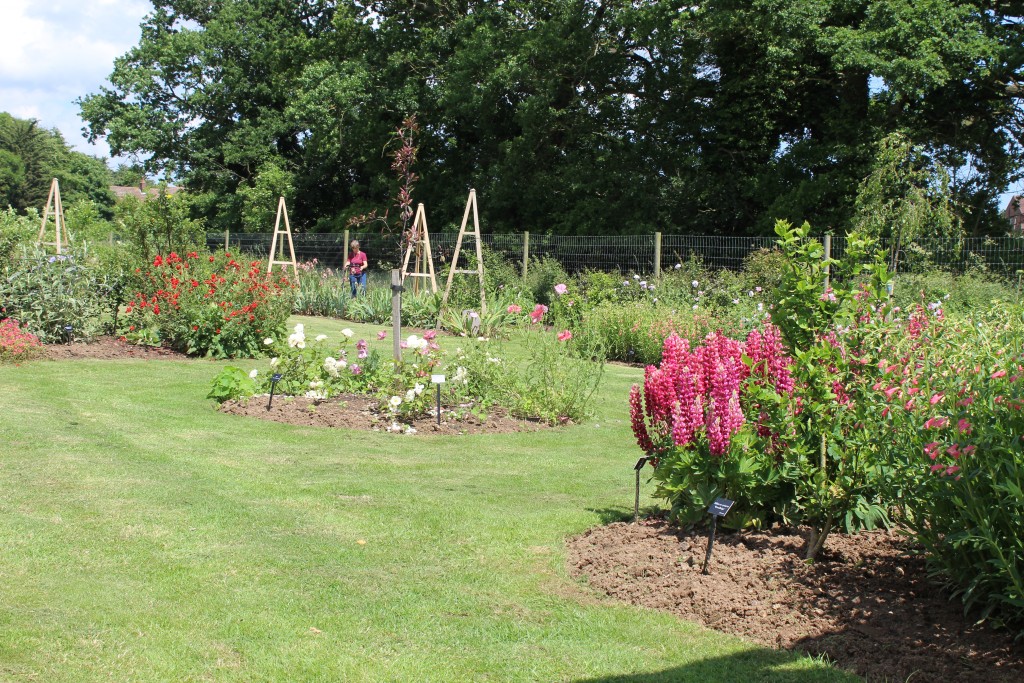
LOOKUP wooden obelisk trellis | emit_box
[266,196,298,277]
[400,203,438,294]
[439,189,486,321]
[37,178,68,254]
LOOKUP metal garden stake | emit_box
[267,373,283,410]
[633,457,648,523]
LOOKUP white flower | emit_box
[639,280,647,287]
[405,334,428,350]
[477,336,489,342]
[405,389,416,402]
[269,357,280,367]
[692,305,698,310]
[263,338,274,346]
[387,422,403,433]
[294,323,304,333]
[757,303,764,312]
[648,284,655,291]
[323,357,340,377]
[674,264,681,270]
[389,395,403,408]
[315,334,328,342]
[249,369,258,379]
[453,366,468,384]
[337,359,347,369]
[309,380,324,389]
[633,274,640,280]
[288,331,305,348]
[296,340,306,349]
[414,383,425,396]
[692,280,699,288]
[404,426,417,435]
[341,328,354,338]
[653,298,658,303]
[487,356,501,364]
[748,290,754,297]
[732,299,740,305]
[305,389,327,400]
[622,280,629,286]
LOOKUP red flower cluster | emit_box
[0,318,42,362]
[630,325,794,457]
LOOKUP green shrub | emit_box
[294,264,349,317]
[0,247,110,342]
[523,255,570,306]
[892,271,1017,314]
[0,207,37,268]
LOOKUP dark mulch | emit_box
[219,393,552,435]
[567,519,1024,682]
[44,336,189,360]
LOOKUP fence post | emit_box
[823,233,832,293]
[391,269,402,363]
[343,229,350,254]
[654,232,662,279]
[522,231,530,278]
[224,229,229,252]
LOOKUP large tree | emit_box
[79,1,1024,235]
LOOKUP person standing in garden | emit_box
[344,240,369,297]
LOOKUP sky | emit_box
[0,0,150,163]
[0,0,1021,208]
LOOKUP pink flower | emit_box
[377,330,387,340]
[423,330,437,340]
[929,393,944,405]
[507,304,522,314]
[944,465,960,476]
[357,339,368,359]
[554,283,568,295]
[557,330,572,342]
[991,369,1007,379]
[957,418,972,435]
[529,304,548,324]
[923,416,949,429]
[350,364,362,375]
[924,442,940,460]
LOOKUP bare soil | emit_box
[44,336,190,361]
[567,519,1024,682]
[219,394,551,435]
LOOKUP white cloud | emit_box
[0,0,150,159]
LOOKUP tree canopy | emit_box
[79,1,1024,236]
[0,113,114,216]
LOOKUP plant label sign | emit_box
[633,457,648,471]
[708,498,734,518]
[271,373,283,382]
[431,374,445,384]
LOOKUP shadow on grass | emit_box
[586,507,633,524]
[573,648,852,683]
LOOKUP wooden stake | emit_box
[439,189,486,326]
[654,231,662,279]
[391,269,403,363]
[267,196,298,278]
[37,178,67,254]
[522,231,529,278]
[400,203,439,294]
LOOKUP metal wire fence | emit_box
[207,231,1024,279]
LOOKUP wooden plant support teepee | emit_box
[266,196,298,277]
[37,178,68,254]
[400,203,438,294]
[439,189,486,321]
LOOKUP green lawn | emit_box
[0,318,856,682]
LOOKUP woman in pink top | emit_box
[344,240,368,297]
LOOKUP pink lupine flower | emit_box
[557,330,572,342]
[957,419,972,435]
[883,386,900,400]
[423,330,437,340]
[529,304,548,323]
[991,369,1007,379]
[929,393,944,405]
[924,442,940,460]
[962,445,976,456]
[377,330,387,340]
[944,466,960,476]
[923,416,949,429]
[507,304,522,314]
[554,283,568,295]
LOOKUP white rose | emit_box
[414,383,424,395]
[296,340,306,349]
[294,323,304,333]
[341,328,354,338]
[315,334,328,342]
[389,396,402,408]
[269,357,280,367]
[405,389,416,402]
[263,338,274,346]
[249,369,258,379]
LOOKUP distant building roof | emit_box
[110,180,181,201]
[1006,195,1024,232]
